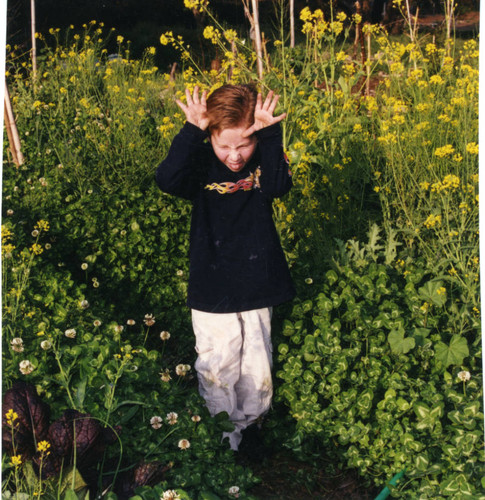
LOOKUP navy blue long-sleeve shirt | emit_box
[155,121,295,313]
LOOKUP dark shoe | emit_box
[239,423,271,463]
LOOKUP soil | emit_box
[243,450,380,500]
[416,10,480,31]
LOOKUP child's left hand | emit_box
[242,91,287,137]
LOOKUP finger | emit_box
[255,92,263,111]
[185,87,193,105]
[201,89,208,106]
[262,90,274,110]
[175,99,188,114]
[242,125,256,138]
[268,93,280,114]
[273,112,287,123]
[193,85,200,104]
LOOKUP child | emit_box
[155,83,295,453]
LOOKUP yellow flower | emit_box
[466,142,479,155]
[429,74,444,85]
[203,26,220,44]
[37,440,51,454]
[30,243,43,255]
[434,144,455,158]
[5,409,18,426]
[11,455,22,467]
[424,214,441,229]
[35,220,50,232]
[117,35,124,44]
[224,29,237,43]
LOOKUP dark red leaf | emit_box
[2,381,50,457]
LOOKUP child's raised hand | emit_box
[242,90,287,137]
[176,86,209,130]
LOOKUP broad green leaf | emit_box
[435,336,469,368]
[388,328,415,354]
[418,280,446,307]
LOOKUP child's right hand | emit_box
[176,86,209,131]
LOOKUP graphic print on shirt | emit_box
[205,167,261,194]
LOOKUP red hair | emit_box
[205,84,257,134]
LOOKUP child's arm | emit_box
[155,87,209,199]
[244,91,292,198]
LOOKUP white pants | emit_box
[191,307,273,450]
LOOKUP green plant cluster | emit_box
[275,226,483,497]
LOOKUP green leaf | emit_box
[435,336,469,368]
[75,378,87,409]
[198,492,221,500]
[388,328,415,354]
[63,490,78,500]
[418,280,446,307]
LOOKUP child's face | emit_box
[210,126,257,172]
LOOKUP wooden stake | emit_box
[30,0,37,81]
[290,0,295,48]
[250,0,264,79]
[4,81,24,166]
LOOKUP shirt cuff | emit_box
[254,122,282,141]
[181,121,209,141]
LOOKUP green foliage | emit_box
[275,226,483,497]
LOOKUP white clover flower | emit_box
[457,370,471,382]
[11,338,24,352]
[305,277,313,284]
[150,416,163,429]
[162,490,181,500]
[81,263,88,270]
[166,412,178,425]
[176,269,184,276]
[114,325,124,334]
[64,328,77,338]
[191,415,201,423]
[45,243,51,250]
[40,340,52,350]
[160,369,172,382]
[228,486,240,497]
[19,360,34,375]
[126,319,136,326]
[7,209,14,216]
[92,278,99,288]
[177,439,190,450]
[175,364,190,376]
[93,320,102,327]
[160,330,171,341]
[144,314,156,326]
[31,229,39,237]
[80,299,89,309]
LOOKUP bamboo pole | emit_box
[250,0,264,79]
[289,0,295,48]
[30,0,37,81]
[4,82,24,166]
[366,28,371,96]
